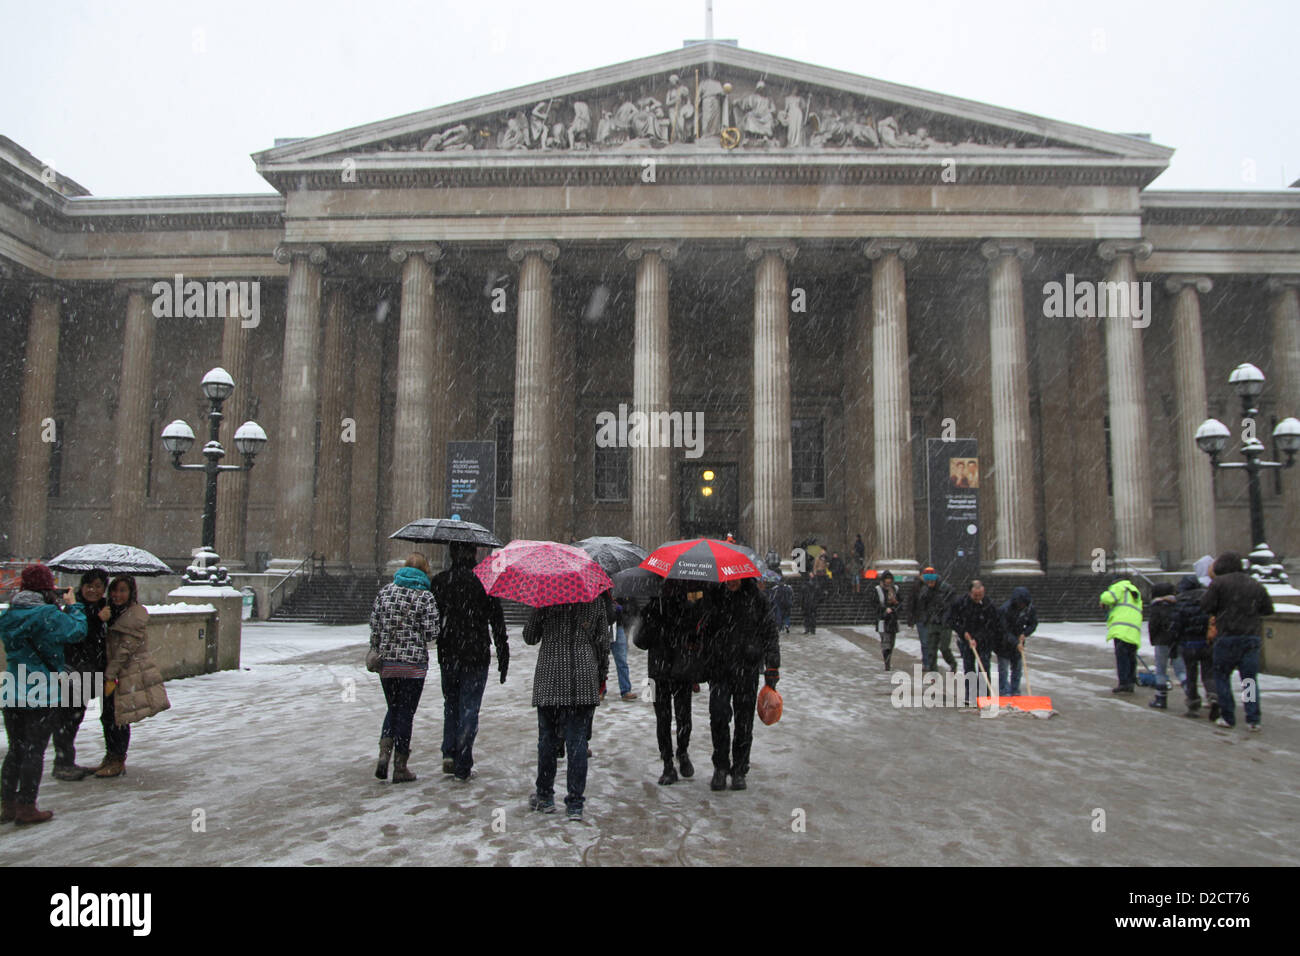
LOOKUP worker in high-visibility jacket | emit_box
[1100,575,1143,693]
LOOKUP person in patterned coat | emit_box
[524,598,611,820]
[369,553,441,783]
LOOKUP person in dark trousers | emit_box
[95,575,170,778]
[1100,574,1143,692]
[852,534,866,593]
[525,598,610,820]
[1146,582,1180,709]
[909,567,957,673]
[946,580,1001,706]
[800,576,821,634]
[50,569,110,780]
[430,542,508,782]
[1172,574,1217,719]
[772,578,793,634]
[700,578,780,792]
[997,586,1038,696]
[634,580,703,785]
[828,552,847,592]
[1201,551,1274,731]
[1,564,88,825]
[873,570,901,670]
[369,553,441,782]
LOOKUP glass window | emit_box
[594,439,629,501]
[792,418,825,500]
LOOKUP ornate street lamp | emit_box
[1196,362,1300,585]
[163,367,268,585]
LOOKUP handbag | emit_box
[365,648,382,673]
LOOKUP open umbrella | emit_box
[612,566,664,600]
[575,536,649,575]
[47,543,172,577]
[640,537,762,583]
[473,539,612,608]
[390,517,502,548]
[761,568,783,586]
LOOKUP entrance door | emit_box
[679,462,739,540]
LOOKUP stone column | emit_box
[626,241,679,549]
[428,287,456,531]
[866,239,919,573]
[10,285,62,559]
[270,244,326,570]
[1098,240,1158,570]
[109,283,156,546]
[216,300,252,568]
[551,299,577,544]
[508,241,559,541]
[1166,276,1216,566]
[843,287,874,562]
[746,240,797,560]
[981,240,1042,574]
[388,244,441,565]
[314,281,353,568]
[348,309,383,571]
[1269,277,1300,569]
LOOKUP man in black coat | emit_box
[946,580,1001,705]
[430,542,509,780]
[908,567,957,672]
[700,578,780,792]
[1172,574,1216,719]
[1201,551,1274,730]
[800,577,821,634]
[634,581,703,785]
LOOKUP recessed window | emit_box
[792,418,825,501]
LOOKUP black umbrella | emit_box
[47,543,172,577]
[389,517,502,548]
[612,566,664,600]
[575,536,649,575]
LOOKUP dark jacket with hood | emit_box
[431,557,508,671]
[701,581,780,681]
[946,592,1003,654]
[1172,575,1211,650]
[634,587,704,682]
[1201,571,1274,637]
[999,586,1038,654]
[1146,586,1179,647]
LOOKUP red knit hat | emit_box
[20,563,56,592]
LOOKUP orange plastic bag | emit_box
[757,685,783,725]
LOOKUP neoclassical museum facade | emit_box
[2,44,1299,576]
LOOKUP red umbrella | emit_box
[640,538,762,583]
[472,539,613,608]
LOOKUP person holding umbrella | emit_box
[430,542,508,782]
[634,579,704,785]
[50,569,112,780]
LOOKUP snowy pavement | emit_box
[3,620,1298,866]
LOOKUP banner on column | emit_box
[446,441,497,532]
[926,438,980,584]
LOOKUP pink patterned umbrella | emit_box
[472,539,613,608]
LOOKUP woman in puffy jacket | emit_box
[95,574,170,778]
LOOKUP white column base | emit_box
[989,559,1044,575]
[875,558,919,574]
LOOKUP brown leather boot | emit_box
[391,748,417,783]
[375,737,394,780]
[94,756,126,778]
[0,800,15,823]
[14,803,54,825]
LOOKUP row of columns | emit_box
[7,246,1300,575]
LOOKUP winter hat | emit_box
[20,563,56,592]
[1193,554,1214,587]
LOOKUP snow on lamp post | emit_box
[162,367,268,585]
[1196,362,1300,585]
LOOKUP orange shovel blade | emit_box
[977,695,1054,711]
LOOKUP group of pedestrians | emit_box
[1,563,170,826]
[367,551,781,821]
[1103,551,1274,731]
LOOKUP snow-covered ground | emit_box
[3,619,1298,866]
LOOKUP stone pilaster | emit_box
[745,240,797,559]
[270,244,326,569]
[981,240,1042,574]
[508,241,559,541]
[1166,276,1216,566]
[109,282,156,546]
[428,288,456,532]
[551,297,577,544]
[865,239,919,573]
[10,285,62,559]
[314,281,353,568]
[348,309,383,571]
[1269,276,1300,568]
[1098,239,1158,570]
[388,244,441,564]
[216,298,251,568]
[843,286,874,563]
[626,241,679,549]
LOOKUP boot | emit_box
[1208,701,1221,722]
[0,800,14,824]
[1148,694,1168,709]
[14,803,54,825]
[52,764,94,781]
[375,737,393,780]
[442,757,456,774]
[730,772,748,791]
[677,752,695,778]
[658,759,679,786]
[94,756,126,778]
[710,767,728,791]
[391,748,417,783]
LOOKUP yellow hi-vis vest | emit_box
[1100,580,1143,646]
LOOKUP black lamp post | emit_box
[162,367,268,585]
[1196,362,1300,585]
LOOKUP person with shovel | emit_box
[996,587,1038,696]
[946,580,1001,707]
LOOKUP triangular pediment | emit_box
[253,44,1170,184]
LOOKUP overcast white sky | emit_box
[4,0,1296,196]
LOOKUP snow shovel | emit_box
[973,645,1055,715]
